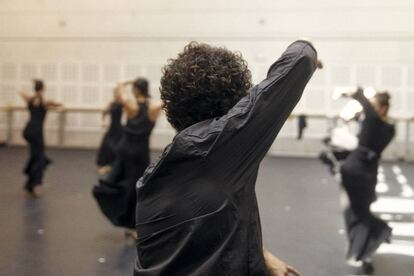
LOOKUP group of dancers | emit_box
[93,79,162,238]
[18,39,395,275]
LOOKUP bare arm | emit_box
[123,80,135,86]
[115,81,138,118]
[148,100,164,122]
[45,99,63,110]
[20,91,31,104]
[99,102,112,127]
[102,102,112,120]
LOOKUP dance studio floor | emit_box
[0,147,413,276]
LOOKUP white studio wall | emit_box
[0,0,413,159]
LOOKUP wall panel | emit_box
[0,0,413,158]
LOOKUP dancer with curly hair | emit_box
[134,41,319,276]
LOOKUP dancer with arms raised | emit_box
[96,89,124,175]
[93,78,162,238]
[20,80,62,197]
[340,88,394,274]
[134,40,319,276]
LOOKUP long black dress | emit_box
[340,90,395,262]
[93,101,155,229]
[134,41,317,275]
[23,96,50,192]
[96,102,123,167]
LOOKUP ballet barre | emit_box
[0,106,103,146]
[287,113,414,161]
[1,106,413,160]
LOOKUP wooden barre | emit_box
[2,106,413,121]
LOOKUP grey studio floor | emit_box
[1,147,413,276]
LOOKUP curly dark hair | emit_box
[160,42,252,131]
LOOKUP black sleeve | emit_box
[352,89,378,118]
[203,40,317,168]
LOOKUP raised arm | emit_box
[102,102,112,119]
[45,99,63,110]
[20,91,31,104]
[99,102,112,127]
[115,81,138,119]
[198,40,317,165]
[351,88,378,118]
[148,100,164,122]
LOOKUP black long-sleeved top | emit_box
[352,90,395,156]
[134,41,317,276]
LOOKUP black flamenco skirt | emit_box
[341,154,392,261]
[344,208,392,261]
[93,136,150,229]
[23,155,51,186]
[23,129,51,191]
[92,176,137,229]
[96,127,122,167]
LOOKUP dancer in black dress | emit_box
[93,78,163,237]
[133,41,319,276]
[340,88,394,274]
[96,90,123,175]
[20,80,62,197]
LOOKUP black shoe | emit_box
[362,261,374,275]
[24,188,40,198]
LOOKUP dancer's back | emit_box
[134,40,317,276]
